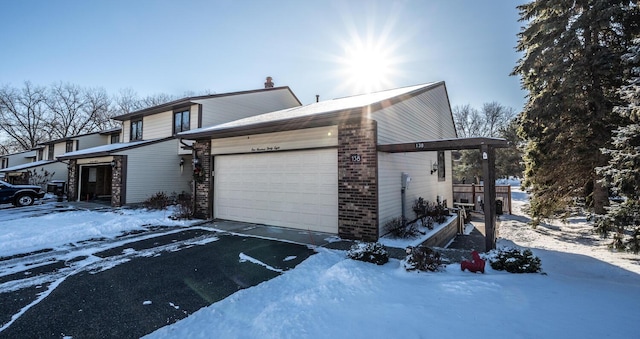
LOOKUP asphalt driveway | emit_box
[0,228,316,338]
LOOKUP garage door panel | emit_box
[215,149,338,233]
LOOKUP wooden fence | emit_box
[452,184,512,214]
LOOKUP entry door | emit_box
[214,149,338,233]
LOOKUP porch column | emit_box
[67,159,78,201]
[111,155,126,207]
[481,144,497,250]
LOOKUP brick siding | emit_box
[337,119,379,241]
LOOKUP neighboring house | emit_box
[0,150,37,182]
[0,129,121,186]
[180,81,458,241]
[58,86,302,206]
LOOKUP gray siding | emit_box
[196,89,301,128]
[374,84,456,234]
[76,133,111,150]
[373,84,457,144]
[115,139,193,204]
[377,151,453,233]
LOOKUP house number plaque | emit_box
[351,154,361,163]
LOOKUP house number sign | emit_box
[351,154,361,163]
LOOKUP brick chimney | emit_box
[264,76,274,88]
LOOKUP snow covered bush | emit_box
[383,217,421,238]
[488,247,541,273]
[403,246,444,272]
[346,242,389,265]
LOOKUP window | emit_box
[130,119,143,141]
[38,149,44,161]
[111,133,120,144]
[66,140,74,153]
[437,151,446,181]
[48,145,54,160]
[174,109,190,134]
[1,158,7,169]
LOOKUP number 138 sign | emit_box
[351,154,361,163]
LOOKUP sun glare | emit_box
[329,3,408,95]
[342,42,395,94]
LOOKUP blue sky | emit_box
[0,0,525,110]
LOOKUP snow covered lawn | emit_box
[147,186,640,339]
[0,204,198,258]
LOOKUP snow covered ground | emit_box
[1,185,639,338]
[0,203,198,258]
[147,184,640,339]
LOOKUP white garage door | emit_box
[214,149,338,233]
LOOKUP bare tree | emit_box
[452,104,484,138]
[0,82,50,151]
[481,101,516,138]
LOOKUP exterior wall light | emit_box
[111,160,116,168]
[430,162,438,175]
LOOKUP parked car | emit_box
[0,180,46,207]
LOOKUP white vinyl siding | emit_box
[215,149,338,233]
[122,120,131,142]
[377,151,453,234]
[115,139,193,204]
[211,126,337,155]
[373,84,457,145]
[142,111,172,140]
[196,89,301,128]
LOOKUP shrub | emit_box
[171,191,194,220]
[412,197,449,229]
[347,242,389,265]
[384,217,421,238]
[488,247,542,273]
[143,192,170,210]
[403,246,444,272]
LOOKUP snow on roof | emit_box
[179,82,440,137]
[58,139,159,159]
[0,160,56,172]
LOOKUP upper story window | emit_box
[174,109,190,134]
[1,158,7,169]
[48,145,54,160]
[66,140,74,153]
[130,118,143,141]
[111,133,120,144]
[38,149,44,161]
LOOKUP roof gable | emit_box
[180,82,443,139]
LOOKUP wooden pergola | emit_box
[377,137,509,251]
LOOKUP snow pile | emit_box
[0,206,198,258]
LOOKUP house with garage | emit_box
[58,85,302,206]
[179,81,458,241]
[0,129,121,186]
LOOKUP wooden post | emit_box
[481,144,497,251]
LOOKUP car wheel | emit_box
[15,194,35,207]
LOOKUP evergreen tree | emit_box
[596,37,640,252]
[513,0,639,224]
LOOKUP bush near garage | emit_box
[347,242,389,265]
[143,192,171,210]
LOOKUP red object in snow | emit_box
[461,251,485,273]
